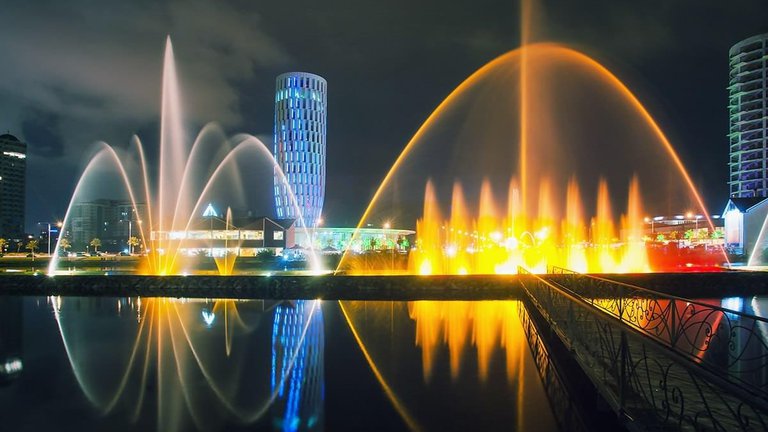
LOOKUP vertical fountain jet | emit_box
[157,37,188,272]
[159,37,187,234]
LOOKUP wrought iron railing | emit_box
[518,301,590,432]
[519,266,768,430]
[548,266,768,400]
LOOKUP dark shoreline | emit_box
[1,272,767,300]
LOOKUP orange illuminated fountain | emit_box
[338,39,724,275]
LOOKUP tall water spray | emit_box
[49,37,321,275]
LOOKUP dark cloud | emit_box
[20,109,64,158]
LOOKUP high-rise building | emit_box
[0,134,26,240]
[68,200,147,252]
[273,72,327,227]
[728,33,768,197]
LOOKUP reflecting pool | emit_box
[0,296,562,431]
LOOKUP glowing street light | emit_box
[644,216,654,233]
[694,214,703,237]
[39,221,63,255]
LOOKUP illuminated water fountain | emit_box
[340,41,725,275]
[49,37,319,276]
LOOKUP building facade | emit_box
[723,197,768,256]
[728,33,768,197]
[273,72,327,227]
[68,200,147,252]
[150,215,295,257]
[0,134,26,240]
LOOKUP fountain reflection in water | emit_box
[50,296,323,431]
[339,299,557,431]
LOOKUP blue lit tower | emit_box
[728,34,768,197]
[274,72,327,227]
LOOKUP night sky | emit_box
[0,0,766,231]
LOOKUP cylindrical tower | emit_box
[728,33,768,198]
[274,72,327,227]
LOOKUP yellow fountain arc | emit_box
[336,49,526,273]
[564,178,588,272]
[539,44,721,246]
[620,176,650,272]
[448,181,471,275]
[339,41,724,275]
[594,178,616,271]
[475,179,499,274]
[519,0,537,215]
[411,180,443,276]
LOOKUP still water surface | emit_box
[0,296,559,431]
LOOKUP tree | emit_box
[26,240,39,257]
[127,236,141,254]
[256,249,275,261]
[58,238,71,254]
[0,238,6,255]
[90,238,102,253]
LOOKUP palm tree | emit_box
[90,238,102,253]
[26,240,39,258]
[127,236,141,254]
[59,238,71,254]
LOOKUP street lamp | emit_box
[695,215,703,238]
[644,217,654,234]
[46,223,52,255]
[39,222,62,255]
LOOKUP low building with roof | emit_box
[723,197,768,255]
[150,210,296,257]
[293,226,415,254]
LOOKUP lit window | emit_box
[274,231,284,240]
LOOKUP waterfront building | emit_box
[728,33,768,197]
[723,197,768,255]
[273,72,327,227]
[0,134,26,240]
[150,215,295,257]
[292,226,415,254]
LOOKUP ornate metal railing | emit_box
[518,302,590,432]
[519,266,768,431]
[548,266,768,400]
